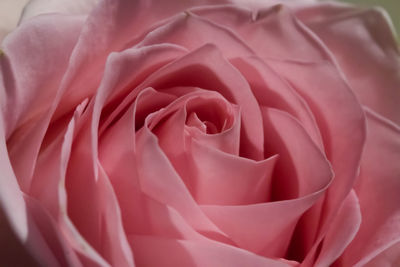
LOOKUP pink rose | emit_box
[1,0,399,266]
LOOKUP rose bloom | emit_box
[0,0,399,266]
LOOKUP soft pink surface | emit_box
[0,0,399,266]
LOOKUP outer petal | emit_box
[1,14,84,192]
[129,236,290,267]
[20,0,99,22]
[296,3,400,125]
[0,100,34,265]
[314,190,361,267]
[191,4,331,62]
[269,60,365,262]
[338,109,400,266]
[0,0,29,42]
[363,242,400,267]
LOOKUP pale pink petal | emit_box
[200,107,331,258]
[314,190,361,267]
[363,242,400,267]
[58,99,110,267]
[262,108,332,200]
[269,60,365,262]
[93,44,187,134]
[297,3,400,125]
[136,11,254,58]
[187,140,277,205]
[129,236,290,267]
[153,92,271,204]
[198,107,332,258]
[50,0,215,120]
[20,0,99,22]
[0,0,29,42]
[1,14,84,192]
[99,89,216,244]
[191,5,330,62]
[24,195,82,267]
[63,86,134,267]
[339,109,400,266]
[151,90,265,205]
[230,56,323,149]
[225,0,317,10]
[134,119,229,241]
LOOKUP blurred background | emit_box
[339,0,400,37]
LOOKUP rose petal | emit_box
[23,195,82,267]
[225,0,317,10]
[29,98,88,218]
[63,88,135,266]
[154,95,272,204]
[363,242,400,267]
[314,190,361,267]
[191,4,330,62]
[339,109,400,266]
[136,11,254,58]
[230,56,323,150]
[269,60,365,261]
[100,88,201,240]
[50,0,227,120]
[97,44,187,134]
[57,99,111,266]
[297,3,400,125]
[0,0,29,42]
[129,235,290,267]
[199,108,332,257]
[1,14,84,192]
[188,140,277,205]
[20,0,99,22]
[102,86,228,242]
[134,118,229,241]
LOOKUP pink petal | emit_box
[29,100,89,217]
[1,14,84,192]
[99,88,204,241]
[23,195,82,267]
[363,242,400,267]
[64,91,134,267]
[57,99,111,267]
[134,118,229,241]
[199,107,331,258]
[339,109,400,266]
[191,4,330,62]
[297,3,400,125]
[129,236,290,267]
[230,56,323,150]
[97,44,187,134]
[314,190,361,267]
[20,0,99,22]
[188,140,277,205]
[269,59,365,261]
[136,11,254,58]
[0,0,29,42]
